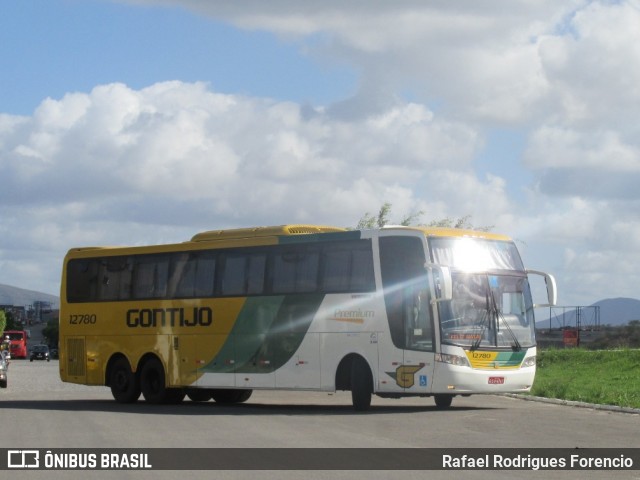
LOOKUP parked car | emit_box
[30,344,50,362]
[0,351,8,388]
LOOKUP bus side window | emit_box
[221,254,248,296]
[247,253,267,295]
[169,251,217,298]
[169,253,192,297]
[322,248,350,292]
[349,246,375,291]
[321,240,374,293]
[99,256,131,301]
[67,259,100,302]
[132,255,169,299]
[273,247,319,294]
[194,252,216,297]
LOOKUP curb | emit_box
[502,394,640,415]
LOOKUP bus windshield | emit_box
[429,237,535,349]
[438,272,535,349]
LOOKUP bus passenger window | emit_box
[194,253,216,297]
[273,248,319,294]
[321,241,374,293]
[99,257,132,301]
[132,255,169,299]
[171,252,216,298]
[247,253,267,295]
[322,249,350,292]
[67,259,99,302]
[169,253,193,297]
[349,248,375,291]
[221,255,247,296]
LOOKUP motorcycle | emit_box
[0,350,9,388]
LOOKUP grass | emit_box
[529,348,640,409]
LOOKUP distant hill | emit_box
[536,297,640,329]
[0,283,59,308]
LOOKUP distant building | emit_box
[0,305,27,325]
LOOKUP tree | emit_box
[356,204,492,231]
[4,310,20,331]
[0,309,20,333]
[356,202,393,229]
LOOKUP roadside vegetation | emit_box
[531,348,640,409]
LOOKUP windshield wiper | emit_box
[470,291,491,351]
[492,290,521,351]
[471,286,522,351]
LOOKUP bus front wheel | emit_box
[109,358,140,403]
[434,394,453,409]
[350,357,373,411]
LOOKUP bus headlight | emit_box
[522,356,536,368]
[435,353,470,367]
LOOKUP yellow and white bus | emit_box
[59,224,556,410]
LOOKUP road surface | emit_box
[1,359,638,480]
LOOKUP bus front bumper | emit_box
[430,363,536,394]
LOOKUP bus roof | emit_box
[64,224,512,257]
[191,225,347,242]
[191,224,512,244]
[408,226,512,241]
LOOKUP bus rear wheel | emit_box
[110,358,140,403]
[351,356,373,411]
[140,357,169,404]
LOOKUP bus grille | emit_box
[66,338,86,377]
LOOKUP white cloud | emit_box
[132,0,587,122]
[0,80,489,295]
[526,2,640,195]
[3,0,640,308]
[525,127,640,171]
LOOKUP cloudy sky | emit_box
[1,0,639,310]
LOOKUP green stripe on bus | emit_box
[495,351,526,366]
[202,294,325,374]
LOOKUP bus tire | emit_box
[187,389,212,402]
[236,390,252,403]
[211,389,252,404]
[109,358,140,403]
[434,394,453,409]
[0,380,6,388]
[350,356,373,411]
[164,388,186,404]
[140,357,167,404]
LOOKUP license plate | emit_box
[488,376,505,384]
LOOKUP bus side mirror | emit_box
[427,264,452,303]
[527,270,557,307]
